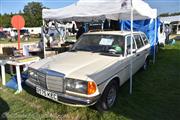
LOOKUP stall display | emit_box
[0,56,40,94]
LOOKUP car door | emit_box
[134,34,146,71]
[140,33,151,64]
[125,35,138,75]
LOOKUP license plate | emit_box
[36,87,58,101]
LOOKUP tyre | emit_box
[95,81,118,111]
[156,44,159,54]
[142,58,149,70]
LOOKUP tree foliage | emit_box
[0,2,43,28]
[23,2,43,27]
[0,13,12,28]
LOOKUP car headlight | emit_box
[28,69,38,79]
[65,78,97,95]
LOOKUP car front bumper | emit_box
[25,79,100,107]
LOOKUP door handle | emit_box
[145,49,148,51]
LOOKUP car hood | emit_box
[30,51,119,80]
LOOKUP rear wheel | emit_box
[156,44,159,54]
[142,58,149,70]
[95,81,118,111]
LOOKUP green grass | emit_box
[66,35,76,40]
[0,36,76,44]
[0,38,40,44]
[0,42,180,120]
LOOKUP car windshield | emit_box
[20,30,28,34]
[72,34,125,54]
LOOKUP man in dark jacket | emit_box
[76,24,85,40]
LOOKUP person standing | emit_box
[76,24,85,40]
[9,29,15,42]
[72,24,76,35]
[165,25,171,42]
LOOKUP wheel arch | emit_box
[98,75,120,94]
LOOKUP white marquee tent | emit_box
[43,0,157,21]
[160,15,180,24]
[42,0,157,94]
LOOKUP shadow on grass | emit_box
[0,97,9,120]
[22,84,90,118]
[109,47,180,120]
[22,84,54,102]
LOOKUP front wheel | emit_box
[95,81,118,111]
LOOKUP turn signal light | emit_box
[88,81,96,95]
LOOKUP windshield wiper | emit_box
[100,52,121,57]
[69,48,90,52]
[69,49,77,52]
[91,50,108,53]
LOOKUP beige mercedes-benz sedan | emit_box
[26,31,151,111]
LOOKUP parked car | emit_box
[0,31,7,40]
[26,31,151,111]
[13,29,30,41]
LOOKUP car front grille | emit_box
[29,68,64,92]
[46,75,64,92]
[37,72,47,89]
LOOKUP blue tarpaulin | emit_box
[119,18,161,55]
[5,73,29,90]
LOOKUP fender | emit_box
[97,75,120,94]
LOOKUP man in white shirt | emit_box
[10,29,15,42]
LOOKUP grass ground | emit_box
[0,35,76,44]
[0,38,39,44]
[0,41,180,120]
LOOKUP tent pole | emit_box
[42,19,46,58]
[130,0,133,94]
[101,20,104,31]
[153,18,157,64]
[121,21,124,31]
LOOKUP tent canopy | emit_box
[160,15,180,24]
[42,0,157,22]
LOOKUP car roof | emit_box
[84,31,144,36]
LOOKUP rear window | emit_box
[134,35,144,49]
[20,30,28,34]
[126,36,136,49]
[126,36,136,55]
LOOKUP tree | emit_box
[0,14,2,27]
[0,13,11,27]
[23,2,43,27]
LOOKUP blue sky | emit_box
[0,0,180,15]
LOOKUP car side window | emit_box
[126,36,136,55]
[134,35,144,49]
[141,34,149,45]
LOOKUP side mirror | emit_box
[109,49,116,54]
[132,49,137,53]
